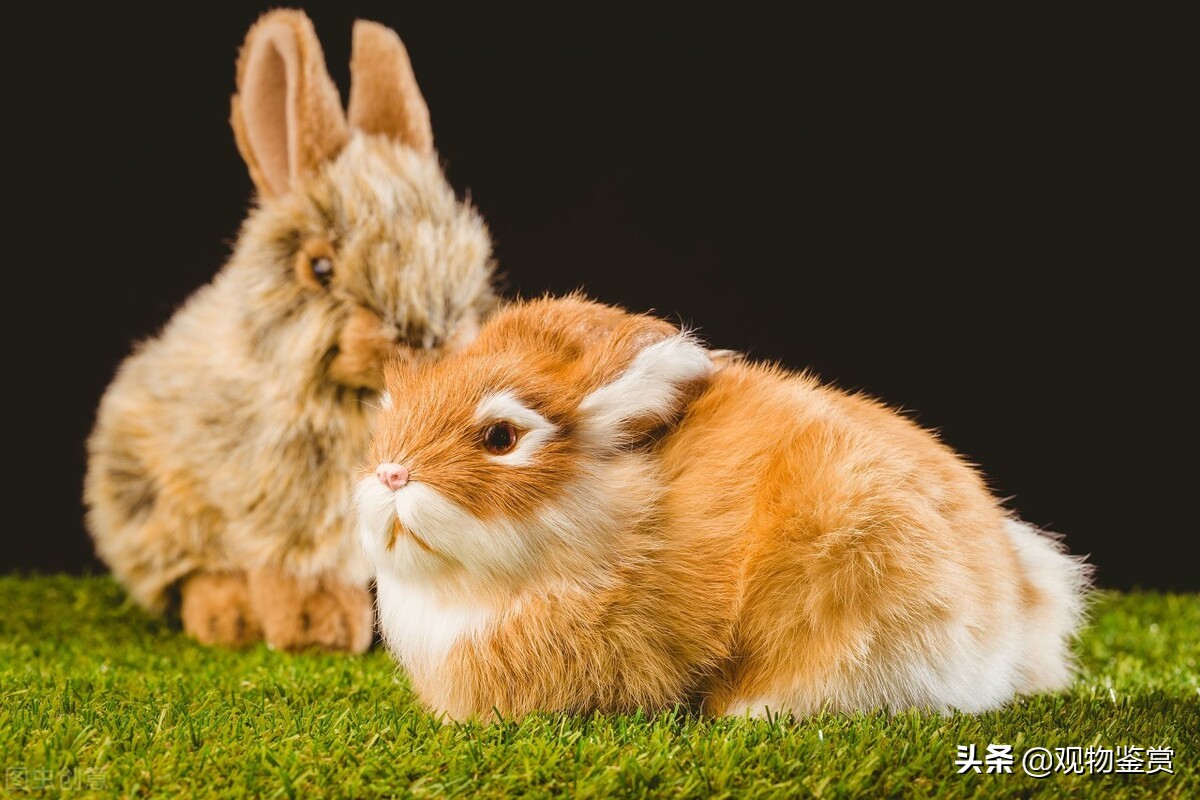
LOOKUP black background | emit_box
[6,6,1191,590]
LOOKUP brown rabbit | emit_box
[356,295,1090,719]
[85,10,496,652]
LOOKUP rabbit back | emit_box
[658,361,1090,717]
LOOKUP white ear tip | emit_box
[639,334,714,382]
[578,334,712,435]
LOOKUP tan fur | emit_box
[246,568,374,653]
[85,10,496,652]
[232,10,349,198]
[347,20,434,154]
[329,306,397,390]
[361,296,1090,719]
[179,573,262,647]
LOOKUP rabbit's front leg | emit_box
[180,572,263,647]
[246,568,374,653]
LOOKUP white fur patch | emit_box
[1002,519,1091,693]
[578,334,712,441]
[473,391,558,466]
[374,571,495,675]
[396,482,537,579]
[355,476,405,562]
[729,696,779,720]
[358,476,540,584]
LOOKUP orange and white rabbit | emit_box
[356,295,1090,719]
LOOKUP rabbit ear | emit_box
[576,317,713,444]
[230,10,349,198]
[346,20,434,155]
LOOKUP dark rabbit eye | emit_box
[482,422,519,455]
[310,256,334,287]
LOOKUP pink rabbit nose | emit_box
[375,462,410,490]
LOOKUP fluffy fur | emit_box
[85,10,496,651]
[358,296,1091,719]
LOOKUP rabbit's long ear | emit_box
[230,10,349,198]
[575,316,713,445]
[346,20,434,155]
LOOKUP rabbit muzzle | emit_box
[327,306,402,390]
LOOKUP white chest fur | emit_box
[374,572,496,676]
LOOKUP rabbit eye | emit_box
[310,256,334,287]
[482,422,519,455]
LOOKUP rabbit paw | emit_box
[180,572,264,647]
[247,568,374,653]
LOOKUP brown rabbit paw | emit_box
[180,572,264,647]
[248,569,375,654]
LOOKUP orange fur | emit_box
[360,296,1090,720]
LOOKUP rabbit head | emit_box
[357,296,714,595]
[227,12,495,393]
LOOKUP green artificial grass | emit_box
[1,577,1196,799]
